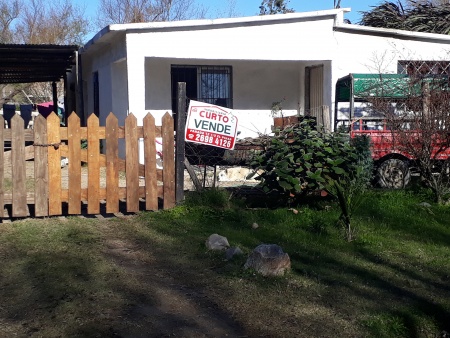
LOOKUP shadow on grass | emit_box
[138,192,450,337]
[0,218,246,337]
[291,246,450,337]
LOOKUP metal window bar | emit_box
[198,66,232,108]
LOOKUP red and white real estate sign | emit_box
[185,100,238,150]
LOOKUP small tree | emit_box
[368,76,450,204]
[259,0,294,15]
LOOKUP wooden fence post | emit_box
[68,112,81,214]
[87,114,100,214]
[106,113,119,214]
[47,112,62,216]
[143,113,158,210]
[11,115,27,217]
[34,115,49,217]
[176,82,186,204]
[125,113,139,212]
[162,112,175,209]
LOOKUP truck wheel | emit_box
[377,158,411,189]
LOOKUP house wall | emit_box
[125,17,337,62]
[81,12,450,140]
[142,57,310,138]
[111,59,128,126]
[123,15,339,134]
[333,30,450,76]
[81,34,127,123]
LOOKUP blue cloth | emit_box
[20,104,33,128]
[2,104,16,128]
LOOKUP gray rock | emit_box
[205,234,230,251]
[418,202,431,208]
[244,244,291,276]
[225,247,243,260]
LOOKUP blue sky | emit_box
[203,0,378,23]
[80,0,380,38]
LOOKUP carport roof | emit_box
[0,44,78,84]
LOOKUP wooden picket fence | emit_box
[0,111,176,218]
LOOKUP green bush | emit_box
[250,118,358,203]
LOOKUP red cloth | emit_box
[36,102,55,118]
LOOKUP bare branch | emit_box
[96,0,207,29]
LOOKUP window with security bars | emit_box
[398,60,450,76]
[171,65,233,112]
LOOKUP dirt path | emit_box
[99,223,246,337]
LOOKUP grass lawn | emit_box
[0,188,449,337]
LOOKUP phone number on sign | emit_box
[187,130,234,149]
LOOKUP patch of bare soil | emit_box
[98,222,246,338]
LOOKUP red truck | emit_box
[334,73,450,188]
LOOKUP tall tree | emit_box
[96,0,207,28]
[0,0,20,43]
[359,0,450,34]
[14,0,91,45]
[259,0,294,15]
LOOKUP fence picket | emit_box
[87,114,100,214]
[68,113,81,214]
[106,113,119,213]
[143,113,158,210]
[125,113,139,212]
[34,115,49,217]
[47,112,62,216]
[0,116,4,217]
[11,114,27,217]
[162,112,175,209]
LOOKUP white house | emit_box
[79,8,450,149]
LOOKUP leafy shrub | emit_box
[250,118,358,203]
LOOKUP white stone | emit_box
[244,244,291,276]
[205,234,230,251]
